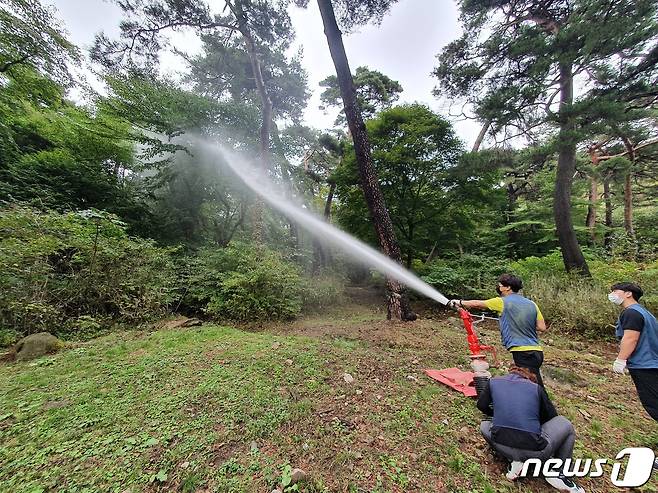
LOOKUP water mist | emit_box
[196,138,449,306]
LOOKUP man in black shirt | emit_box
[609,282,658,469]
[477,366,584,492]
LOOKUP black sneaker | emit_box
[545,474,586,492]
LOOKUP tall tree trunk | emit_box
[506,183,519,257]
[585,146,600,245]
[585,169,598,246]
[324,181,336,220]
[317,0,416,321]
[279,160,299,247]
[233,1,272,243]
[312,181,337,274]
[603,174,613,250]
[619,136,636,240]
[405,222,414,269]
[623,173,634,237]
[472,119,491,152]
[554,62,590,275]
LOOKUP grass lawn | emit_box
[1,301,658,492]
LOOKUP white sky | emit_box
[48,0,481,147]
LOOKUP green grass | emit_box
[2,310,658,492]
[0,327,329,492]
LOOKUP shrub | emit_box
[508,250,565,279]
[418,254,509,299]
[0,206,176,343]
[511,252,658,311]
[510,251,658,338]
[186,243,304,321]
[520,274,619,339]
[418,250,657,339]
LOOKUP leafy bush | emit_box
[186,243,304,321]
[520,274,619,338]
[418,254,509,299]
[511,251,658,312]
[507,251,565,279]
[418,250,657,339]
[0,207,176,344]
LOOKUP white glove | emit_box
[448,299,462,309]
[612,358,627,374]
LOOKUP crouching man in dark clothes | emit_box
[477,366,585,492]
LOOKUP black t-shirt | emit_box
[620,307,645,332]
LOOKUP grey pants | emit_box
[480,416,576,462]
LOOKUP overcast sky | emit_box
[48,0,481,147]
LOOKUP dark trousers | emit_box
[512,350,544,387]
[629,368,658,422]
[480,416,575,462]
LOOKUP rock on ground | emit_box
[14,332,63,362]
[290,468,307,484]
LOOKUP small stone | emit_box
[441,419,449,425]
[180,461,190,469]
[406,375,418,382]
[250,440,258,452]
[290,468,307,484]
[271,489,282,493]
[412,359,419,364]
[343,373,354,384]
[286,359,293,365]
[355,389,362,395]
[302,442,310,451]
[376,394,382,400]
[374,377,380,383]
[377,435,385,441]
[272,342,281,349]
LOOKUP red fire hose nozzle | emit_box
[457,307,497,364]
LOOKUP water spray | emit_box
[195,138,449,306]
[196,138,494,395]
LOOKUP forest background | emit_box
[1,0,657,346]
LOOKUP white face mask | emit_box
[608,292,624,305]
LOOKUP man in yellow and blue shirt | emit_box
[449,274,546,386]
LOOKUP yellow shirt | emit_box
[484,296,543,352]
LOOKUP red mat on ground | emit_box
[424,367,477,398]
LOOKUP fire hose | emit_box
[455,306,498,397]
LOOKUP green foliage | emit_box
[0,207,176,343]
[510,251,658,337]
[187,243,304,321]
[521,274,619,338]
[418,254,509,299]
[335,104,479,265]
[320,66,403,124]
[0,0,79,84]
[0,66,151,232]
